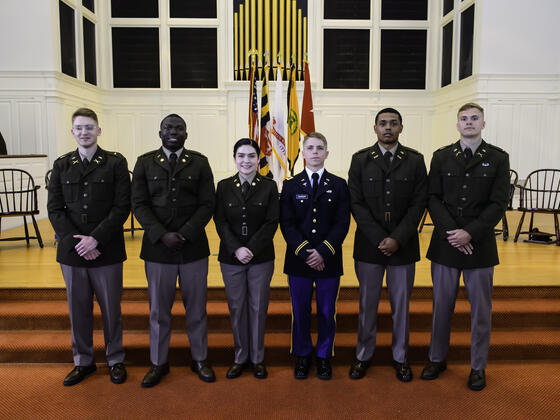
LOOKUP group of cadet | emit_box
[46,103,510,392]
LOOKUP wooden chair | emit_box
[514,169,560,245]
[123,170,143,237]
[0,168,44,247]
[495,169,518,241]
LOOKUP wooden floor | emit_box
[0,211,559,288]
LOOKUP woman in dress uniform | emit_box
[214,138,279,379]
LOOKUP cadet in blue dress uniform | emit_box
[348,108,428,382]
[215,138,279,379]
[280,132,351,380]
[421,103,510,391]
[47,108,130,386]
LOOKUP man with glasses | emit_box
[47,107,130,386]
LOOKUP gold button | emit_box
[313,219,316,223]
[311,229,316,233]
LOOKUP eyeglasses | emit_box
[73,124,96,131]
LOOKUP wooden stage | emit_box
[0,211,559,289]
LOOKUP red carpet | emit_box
[0,363,559,419]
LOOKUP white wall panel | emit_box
[16,102,42,155]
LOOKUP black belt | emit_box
[384,212,391,223]
[448,206,479,217]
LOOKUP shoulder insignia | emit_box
[354,146,373,156]
[185,149,207,159]
[139,150,158,158]
[401,145,421,155]
[55,151,73,161]
[436,144,454,152]
[105,150,125,159]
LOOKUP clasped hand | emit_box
[446,229,474,255]
[73,235,100,260]
[161,232,186,250]
[235,247,254,264]
[306,249,324,271]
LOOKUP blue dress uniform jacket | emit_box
[426,140,510,269]
[348,143,428,265]
[214,173,279,265]
[131,148,215,264]
[47,147,131,267]
[280,170,350,278]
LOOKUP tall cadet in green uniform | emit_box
[421,103,510,391]
[214,138,279,379]
[348,108,427,382]
[48,108,130,386]
[132,114,216,386]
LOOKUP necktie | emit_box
[384,151,392,168]
[169,152,177,171]
[312,172,319,196]
[241,181,250,197]
[83,158,89,168]
[464,147,473,163]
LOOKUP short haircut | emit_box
[233,138,260,157]
[375,107,402,124]
[72,108,98,124]
[160,113,187,130]
[457,102,484,117]
[303,132,328,148]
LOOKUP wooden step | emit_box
[1,329,558,365]
[1,299,559,332]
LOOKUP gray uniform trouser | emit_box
[220,261,274,364]
[61,263,125,367]
[355,261,415,363]
[428,262,494,370]
[145,258,209,365]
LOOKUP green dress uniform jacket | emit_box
[348,143,428,265]
[131,147,215,264]
[426,140,510,269]
[214,173,279,265]
[47,147,131,267]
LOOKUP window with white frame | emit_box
[109,0,218,88]
[59,0,97,85]
[440,0,475,87]
[322,0,429,90]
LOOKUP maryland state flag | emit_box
[248,61,259,142]
[271,66,287,188]
[300,61,315,137]
[287,65,300,175]
[259,65,272,176]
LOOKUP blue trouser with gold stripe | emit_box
[288,275,340,359]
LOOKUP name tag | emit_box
[296,194,309,200]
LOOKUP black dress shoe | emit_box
[420,360,447,380]
[109,363,127,384]
[294,356,311,379]
[392,360,413,382]
[63,364,96,386]
[468,369,486,391]
[253,362,268,379]
[316,357,332,380]
[226,362,250,379]
[349,359,370,380]
[141,363,169,388]
[191,360,216,383]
